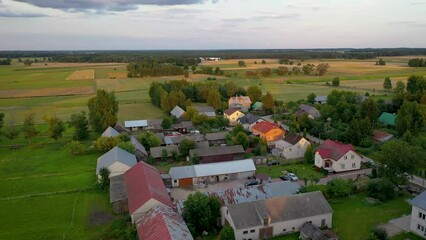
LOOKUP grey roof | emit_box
[147,119,163,127]
[156,132,165,144]
[164,134,205,145]
[299,104,321,118]
[130,136,148,156]
[193,106,216,117]
[169,165,197,179]
[227,191,333,230]
[96,146,137,175]
[101,126,120,137]
[205,131,228,141]
[171,106,185,119]
[172,121,193,129]
[239,113,262,125]
[189,145,244,157]
[315,96,327,102]
[109,174,127,203]
[208,181,299,206]
[150,145,179,159]
[411,191,426,210]
[196,141,209,148]
[124,120,147,128]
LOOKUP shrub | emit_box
[219,226,235,240]
[326,178,353,199]
[117,141,135,154]
[93,136,121,153]
[368,227,388,240]
[67,141,86,155]
[118,133,130,142]
[367,178,396,202]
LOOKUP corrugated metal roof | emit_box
[169,165,196,179]
[205,132,228,141]
[101,126,120,137]
[96,146,137,175]
[411,190,426,210]
[171,106,185,119]
[125,120,148,128]
[130,136,148,156]
[315,96,327,102]
[150,145,179,159]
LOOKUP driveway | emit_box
[378,215,410,237]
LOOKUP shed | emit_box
[130,136,148,161]
[96,146,137,179]
[189,145,245,164]
[150,145,179,161]
[378,112,396,126]
[124,120,148,131]
[252,102,263,110]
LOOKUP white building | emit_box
[410,191,426,238]
[223,191,333,240]
[314,139,361,173]
[272,134,310,159]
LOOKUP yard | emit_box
[256,162,324,180]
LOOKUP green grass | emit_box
[391,232,424,240]
[270,233,299,240]
[256,162,324,179]
[330,194,412,240]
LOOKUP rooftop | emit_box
[224,108,240,116]
[299,104,321,118]
[205,131,228,141]
[378,112,396,126]
[239,113,261,125]
[283,133,304,145]
[372,130,394,143]
[150,145,179,159]
[101,126,120,137]
[110,174,127,203]
[252,121,281,134]
[130,136,148,156]
[229,96,252,105]
[316,139,356,161]
[96,146,137,175]
[170,106,185,119]
[124,120,148,128]
[411,190,426,211]
[189,145,244,157]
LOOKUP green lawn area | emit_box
[256,162,324,179]
[391,232,423,240]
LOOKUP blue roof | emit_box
[411,191,426,210]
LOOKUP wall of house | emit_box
[315,150,361,173]
[197,171,255,184]
[226,112,245,126]
[107,162,132,178]
[264,129,284,142]
[281,139,310,159]
[410,205,426,238]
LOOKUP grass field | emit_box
[66,69,95,80]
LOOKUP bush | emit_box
[118,133,130,142]
[326,178,353,199]
[67,141,86,155]
[368,227,388,240]
[93,136,121,153]
[117,141,135,154]
[367,178,396,202]
[219,226,235,240]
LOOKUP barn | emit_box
[96,146,137,179]
[189,145,245,164]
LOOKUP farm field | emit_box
[66,69,95,80]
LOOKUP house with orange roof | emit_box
[314,139,361,173]
[251,121,284,143]
[228,96,252,112]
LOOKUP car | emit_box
[267,160,280,166]
[287,173,299,181]
[244,179,259,187]
[280,175,290,181]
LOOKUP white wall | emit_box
[102,162,131,178]
[315,150,361,173]
[280,139,310,159]
[410,205,426,238]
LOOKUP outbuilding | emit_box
[189,145,245,164]
[96,146,137,179]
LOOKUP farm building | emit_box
[171,121,193,134]
[299,222,338,240]
[125,162,173,223]
[409,190,426,238]
[96,146,137,179]
[189,145,245,164]
[169,159,256,187]
[223,191,333,240]
[150,145,179,161]
[109,174,128,213]
[124,120,147,131]
[239,113,264,131]
[114,123,129,133]
[146,119,163,131]
[272,134,310,159]
[314,96,327,104]
[251,121,285,143]
[170,105,185,119]
[372,130,394,143]
[205,131,228,146]
[224,108,245,126]
[136,205,193,240]
[228,96,252,112]
[192,106,216,117]
[298,104,321,119]
[164,134,205,146]
[314,139,361,173]
[101,126,120,138]
[378,112,396,126]
[130,136,148,162]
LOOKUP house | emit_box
[169,159,256,187]
[239,113,264,131]
[299,222,338,240]
[272,134,310,159]
[150,145,179,161]
[189,145,245,164]
[205,131,228,146]
[314,139,361,173]
[110,174,128,213]
[378,112,396,126]
[229,96,252,112]
[252,102,263,111]
[223,191,333,240]
[192,106,216,117]
[315,96,327,104]
[96,146,137,179]
[130,136,148,162]
[124,120,148,131]
[172,121,193,134]
[372,130,394,143]
[170,105,185,120]
[224,108,245,126]
[136,205,193,240]
[101,126,120,138]
[251,121,285,143]
[125,162,173,223]
[410,191,426,238]
[298,104,321,119]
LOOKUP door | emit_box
[321,219,326,227]
[259,227,273,239]
[179,178,193,187]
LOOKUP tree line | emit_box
[408,58,426,67]
[127,62,184,77]
[245,63,329,77]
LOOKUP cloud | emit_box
[13,0,216,11]
[389,21,426,28]
[0,10,47,17]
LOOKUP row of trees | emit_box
[127,62,184,77]
[0,58,11,65]
[408,58,426,67]
[245,63,329,78]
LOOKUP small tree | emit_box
[93,136,121,153]
[262,91,274,114]
[139,132,161,151]
[247,85,262,102]
[316,63,330,76]
[3,123,20,140]
[171,150,179,162]
[261,59,266,64]
[332,77,340,86]
[179,139,196,157]
[70,111,89,141]
[307,93,316,104]
[22,113,38,144]
[183,192,212,236]
[44,115,65,141]
[161,117,172,129]
[161,149,169,162]
[238,60,246,67]
[219,226,235,240]
[326,178,353,199]
[23,59,32,66]
[383,77,392,91]
[232,132,250,150]
[67,141,86,155]
[191,153,200,164]
[369,227,388,240]
[0,112,4,132]
[117,141,135,154]
[367,178,396,202]
[304,145,314,164]
[98,167,110,191]
[118,133,130,142]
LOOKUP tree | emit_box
[383,77,392,91]
[67,141,86,155]
[304,145,314,164]
[276,66,289,76]
[191,65,196,73]
[183,192,221,236]
[232,132,250,150]
[161,117,172,129]
[88,90,119,133]
[139,132,161,151]
[98,167,110,191]
[0,112,4,132]
[302,64,314,75]
[161,149,169,161]
[207,90,222,109]
[360,98,379,126]
[396,101,421,136]
[238,60,246,67]
[316,63,330,76]
[23,59,32,66]
[3,124,20,140]
[367,178,396,202]
[261,59,266,64]
[326,178,353,199]
[44,115,65,141]
[347,118,373,145]
[332,77,340,86]
[369,227,388,240]
[22,113,38,144]
[171,150,179,162]
[262,91,274,114]
[70,111,89,141]
[247,86,262,103]
[208,196,221,227]
[307,93,316,104]
[219,226,235,240]
[93,136,121,153]
[117,141,135,154]
[375,59,386,66]
[258,68,272,77]
[179,139,196,157]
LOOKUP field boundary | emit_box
[0,188,96,201]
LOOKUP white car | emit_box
[287,173,299,181]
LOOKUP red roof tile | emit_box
[125,162,173,215]
[316,139,356,161]
[252,121,281,134]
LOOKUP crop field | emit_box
[108,72,128,79]
[66,69,95,80]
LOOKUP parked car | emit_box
[287,173,299,181]
[280,175,290,181]
[244,179,259,187]
[267,160,280,166]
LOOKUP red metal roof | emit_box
[316,139,356,161]
[372,130,393,142]
[125,162,173,214]
[252,121,280,134]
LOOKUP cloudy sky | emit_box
[0,0,425,50]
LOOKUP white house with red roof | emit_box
[125,162,173,223]
[314,139,361,173]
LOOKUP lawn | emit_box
[391,232,423,240]
[256,162,324,179]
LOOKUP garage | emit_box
[179,178,193,187]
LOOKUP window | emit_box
[250,229,255,233]
[174,180,177,183]
[418,224,421,230]
[420,212,426,220]
[352,163,356,168]
[283,229,286,232]
[226,210,229,215]
[340,164,345,169]
[351,154,355,159]
[243,230,248,234]
[344,156,348,160]
[292,227,295,231]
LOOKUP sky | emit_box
[0,0,426,50]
